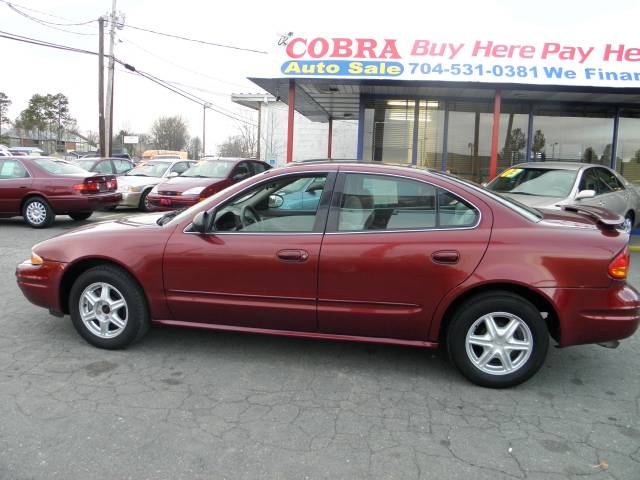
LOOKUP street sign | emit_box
[123,135,139,144]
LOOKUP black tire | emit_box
[447,291,549,388]
[138,189,152,212]
[69,212,92,221]
[69,265,150,349]
[22,196,55,228]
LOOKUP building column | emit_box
[286,79,295,163]
[327,117,333,159]
[489,87,502,179]
[611,107,621,170]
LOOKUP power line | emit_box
[0,0,94,23]
[117,23,267,54]
[6,4,96,36]
[0,30,257,127]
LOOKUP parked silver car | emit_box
[115,158,195,211]
[487,162,640,231]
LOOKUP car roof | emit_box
[509,162,606,171]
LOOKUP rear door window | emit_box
[0,160,29,179]
[579,168,611,195]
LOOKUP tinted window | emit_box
[210,174,328,233]
[0,160,29,179]
[113,159,133,173]
[579,168,610,195]
[94,160,114,174]
[595,168,624,191]
[231,162,251,180]
[33,158,88,175]
[250,162,269,174]
[488,168,578,198]
[335,174,478,231]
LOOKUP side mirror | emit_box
[168,171,179,178]
[575,189,596,200]
[191,210,214,233]
[268,194,284,208]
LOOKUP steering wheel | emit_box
[240,205,260,229]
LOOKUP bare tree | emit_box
[151,115,189,150]
[217,121,258,158]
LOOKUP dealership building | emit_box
[241,36,640,184]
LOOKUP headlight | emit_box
[31,251,43,265]
[127,185,143,193]
[182,186,205,196]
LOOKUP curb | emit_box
[629,245,640,252]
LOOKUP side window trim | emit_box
[325,171,480,234]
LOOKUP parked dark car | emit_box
[15,161,639,387]
[147,158,270,211]
[74,157,134,176]
[0,156,120,228]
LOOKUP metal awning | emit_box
[248,77,640,122]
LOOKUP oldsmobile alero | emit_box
[15,161,640,387]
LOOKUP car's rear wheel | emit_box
[22,197,55,228]
[138,189,152,212]
[447,291,549,388]
[69,265,150,349]
[69,212,92,221]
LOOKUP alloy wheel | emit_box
[25,201,47,225]
[465,312,533,376]
[79,282,128,339]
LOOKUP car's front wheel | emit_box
[69,265,150,349]
[447,291,549,388]
[138,189,152,212]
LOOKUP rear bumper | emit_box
[15,260,66,314]
[147,193,199,211]
[51,192,121,213]
[547,283,640,347]
[117,191,143,208]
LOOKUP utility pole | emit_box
[202,104,207,157]
[105,0,121,157]
[98,17,106,157]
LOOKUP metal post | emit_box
[489,87,501,179]
[526,104,534,162]
[327,117,333,159]
[411,99,419,165]
[356,95,365,161]
[98,17,105,157]
[611,107,620,170]
[256,102,262,160]
[442,104,449,172]
[286,80,295,163]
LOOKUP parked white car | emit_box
[487,162,640,231]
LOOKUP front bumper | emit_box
[16,260,66,314]
[147,193,199,211]
[548,283,640,347]
[117,191,143,208]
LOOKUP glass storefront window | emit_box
[363,99,415,162]
[416,100,445,169]
[616,109,640,185]
[446,101,494,183]
[531,104,615,164]
[497,103,529,173]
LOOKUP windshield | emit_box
[181,160,235,178]
[33,158,89,175]
[488,168,578,198]
[125,161,170,177]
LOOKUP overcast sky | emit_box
[2,0,639,154]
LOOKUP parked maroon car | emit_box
[0,156,120,228]
[147,158,270,211]
[15,162,640,387]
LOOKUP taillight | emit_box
[72,182,100,193]
[609,248,630,279]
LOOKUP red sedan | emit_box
[15,162,639,387]
[146,158,270,211]
[1,156,121,228]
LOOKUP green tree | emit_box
[633,149,640,163]
[0,92,11,142]
[151,116,189,150]
[503,127,526,164]
[188,136,202,160]
[582,147,598,163]
[532,129,546,157]
[601,144,612,164]
[15,93,75,142]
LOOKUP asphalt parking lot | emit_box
[1,211,639,480]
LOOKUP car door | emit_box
[163,171,337,332]
[594,167,628,216]
[317,171,492,341]
[0,159,32,214]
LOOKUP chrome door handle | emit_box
[277,249,309,262]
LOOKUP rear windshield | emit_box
[488,168,577,198]
[75,160,98,171]
[125,161,170,177]
[181,160,235,178]
[33,158,88,175]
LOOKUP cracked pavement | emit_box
[1,212,639,479]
